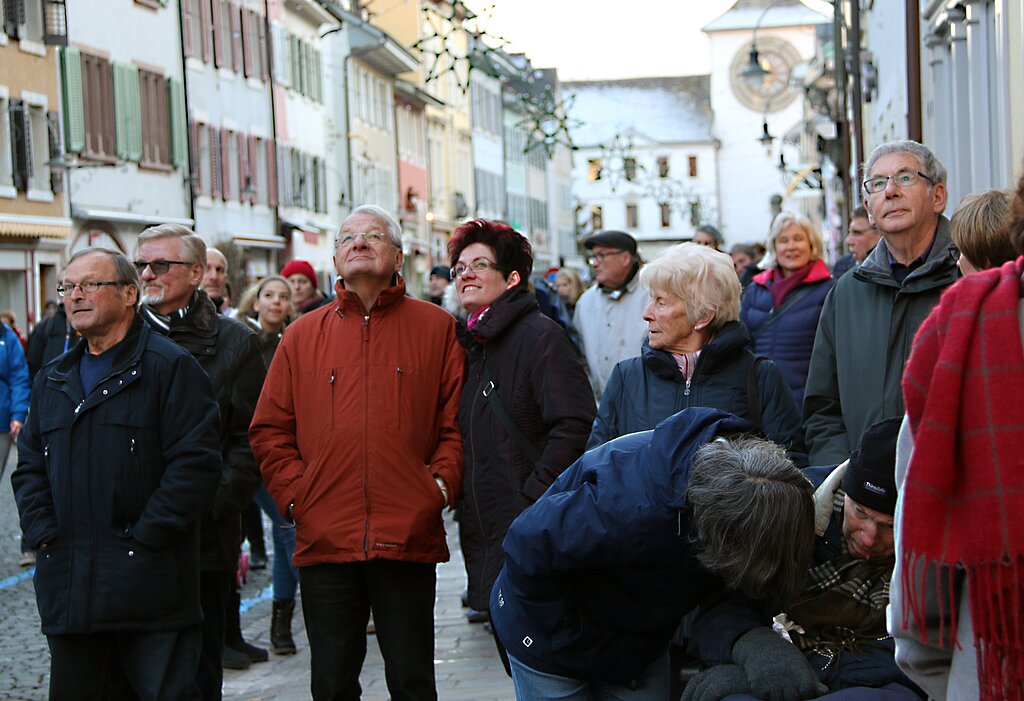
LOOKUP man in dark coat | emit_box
[12,248,222,700]
[803,141,959,464]
[135,224,265,700]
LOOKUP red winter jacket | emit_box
[249,278,465,566]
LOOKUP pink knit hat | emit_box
[280,259,318,289]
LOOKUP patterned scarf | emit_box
[785,492,893,660]
[901,257,1024,701]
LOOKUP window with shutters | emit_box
[219,0,233,71]
[590,205,603,231]
[0,93,14,195]
[625,203,638,229]
[182,0,204,59]
[5,0,46,47]
[195,122,211,198]
[138,69,170,168]
[240,7,252,77]
[253,136,267,204]
[209,125,221,198]
[657,155,669,178]
[223,127,235,200]
[7,98,51,199]
[256,15,268,81]
[113,62,142,162]
[660,202,671,228]
[80,52,116,161]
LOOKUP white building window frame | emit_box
[0,86,14,198]
[21,90,52,202]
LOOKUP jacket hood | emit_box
[854,215,959,291]
[456,285,538,348]
[641,320,750,382]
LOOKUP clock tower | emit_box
[703,1,829,246]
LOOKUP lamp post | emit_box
[739,0,790,85]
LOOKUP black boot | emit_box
[271,599,296,655]
[225,587,269,663]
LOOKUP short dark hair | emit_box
[852,205,868,220]
[448,219,533,287]
[687,436,815,607]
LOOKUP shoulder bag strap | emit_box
[481,363,543,464]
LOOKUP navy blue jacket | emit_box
[490,408,760,682]
[739,260,834,406]
[12,318,222,635]
[588,320,806,466]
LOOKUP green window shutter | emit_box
[114,63,142,162]
[126,64,142,162]
[167,77,187,168]
[60,46,85,153]
[114,63,129,160]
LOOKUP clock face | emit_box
[729,36,802,113]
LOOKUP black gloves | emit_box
[682,664,751,701]
[732,627,824,701]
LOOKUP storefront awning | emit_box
[0,217,73,238]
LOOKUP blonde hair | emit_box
[553,269,586,305]
[951,190,1016,270]
[639,243,741,333]
[762,212,824,269]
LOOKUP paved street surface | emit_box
[0,449,514,700]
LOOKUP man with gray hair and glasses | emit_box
[250,204,465,701]
[135,224,266,699]
[803,141,959,465]
[12,248,222,700]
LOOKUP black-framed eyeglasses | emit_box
[588,250,627,265]
[133,259,192,275]
[57,281,122,297]
[451,259,502,279]
[862,170,934,195]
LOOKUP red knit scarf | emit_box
[901,257,1024,701]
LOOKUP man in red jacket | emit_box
[250,204,465,701]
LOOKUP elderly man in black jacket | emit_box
[135,224,266,700]
[12,248,223,700]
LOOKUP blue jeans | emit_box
[253,484,299,600]
[508,653,669,701]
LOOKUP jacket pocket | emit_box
[92,533,181,624]
[32,540,71,629]
[101,411,162,525]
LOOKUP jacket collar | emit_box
[141,290,219,340]
[333,276,407,317]
[51,315,149,392]
[456,285,538,348]
[855,215,959,290]
[641,320,750,382]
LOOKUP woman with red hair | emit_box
[448,219,595,658]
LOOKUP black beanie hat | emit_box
[841,417,902,515]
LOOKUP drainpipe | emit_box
[176,0,196,225]
[905,0,923,141]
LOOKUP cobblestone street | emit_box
[0,450,513,700]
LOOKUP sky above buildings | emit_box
[474,0,738,80]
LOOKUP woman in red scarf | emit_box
[739,212,835,406]
[893,173,1024,701]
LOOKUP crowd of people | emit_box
[7,138,1024,701]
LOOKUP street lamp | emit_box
[739,0,789,90]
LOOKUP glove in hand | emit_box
[733,627,822,701]
[681,664,751,701]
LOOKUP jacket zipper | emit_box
[362,314,370,554]
[329,369,335,432]
[395,367,404,432]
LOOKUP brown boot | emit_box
[270,599,296,655]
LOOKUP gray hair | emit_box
[65,247,142,310]
[338,205,403,247]
[639,242,741,333]
[864,140,947,186]
[137,224,208,267]
[687,436,815,607]
[761,211,824,269]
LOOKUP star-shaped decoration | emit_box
[598,133,644,193]
[516,86,580,160]
[411,1,509,95]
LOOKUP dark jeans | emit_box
[48,625,201,700]
[197,571,233,701]
[253,484,299,600]
[300,560,437,701]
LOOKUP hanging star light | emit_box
[517,85,580,159]
[598,133,644,193]
[411,0,509,95]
